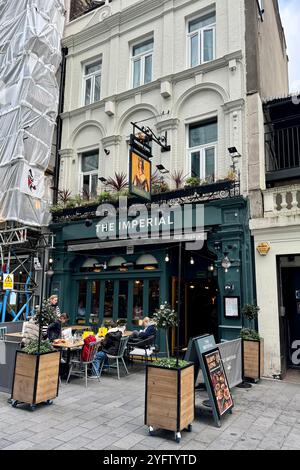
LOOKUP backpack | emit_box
[81,335,97,362]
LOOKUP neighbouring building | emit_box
[250,97,300,379]
[50,0,288,356]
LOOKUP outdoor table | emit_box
[4,332,24,340]
[52,339,84,377]
[64,325,92,332]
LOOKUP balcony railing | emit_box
[264,184,300,217]
[51,179,240,223]
[265,124,300,182]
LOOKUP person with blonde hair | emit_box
[130,317,156,340]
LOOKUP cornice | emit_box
[102,135,122,146]
[59,148,73,157]
[156,118,180,132]
[222,98,245,114]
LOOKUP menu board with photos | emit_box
[203,349,234,417]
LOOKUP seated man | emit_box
[91,322,122,378]
[47,313,69,342]
[130,317,156,341]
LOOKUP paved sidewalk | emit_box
[0,368,300,450]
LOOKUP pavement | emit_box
[0,366,300,450]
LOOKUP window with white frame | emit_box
[188,119,218,182]
[81,151,99,199]
[131,38,154,88]
[83,61,102,106]
[188,12,216,67]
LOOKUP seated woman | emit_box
[130,317,156,341]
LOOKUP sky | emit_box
[278,0,300,92]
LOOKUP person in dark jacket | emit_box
[91,324,122,377]
[47,313,69,342]
[130,317,156,341]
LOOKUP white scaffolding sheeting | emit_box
[0,0,65,226]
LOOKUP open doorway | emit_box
[279,256,300,377]
[170,246,218,351]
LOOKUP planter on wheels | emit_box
[11,350,61,410]
[145,362,194,443]
[242,339,264,383]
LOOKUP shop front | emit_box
[50,195,255,354]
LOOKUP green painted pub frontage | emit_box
[49,189,255,354]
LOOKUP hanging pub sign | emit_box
[129,133,152,201]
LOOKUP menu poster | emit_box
[224,296,240,318]
[203,349,234,417]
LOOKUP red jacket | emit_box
[81,335,97,362]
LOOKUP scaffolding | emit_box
[0,225,54,323]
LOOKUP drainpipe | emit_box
[53,47,68,205]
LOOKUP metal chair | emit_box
[127,335,158,363]
[66,341,100,388]
[0,327,7,341]
[100,336,130,380]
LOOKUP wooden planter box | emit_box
[145,363,194,442]
[243,339,264,382]
[11,350,60,410]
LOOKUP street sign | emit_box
[3,274,14,290]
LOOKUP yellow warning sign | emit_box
[3,274,14,290]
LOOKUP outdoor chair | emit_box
[127,335,158,364]
[66,341,100,388]
[99,336,130,380]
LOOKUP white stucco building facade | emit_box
[60,0,247,197]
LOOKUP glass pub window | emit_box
[188,119,217,182]
[149,279,160,316]
[118,281,128,319]
[132,38,153,88]
[81,151,99,199]
[77,280,87,321]
[188,12,216,67]
[84,61,101,105]
[104,280,114,319]
[133,280,144,321]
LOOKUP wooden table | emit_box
[64,325,92,332]
[52,339,84,350]
[4,332,24,341]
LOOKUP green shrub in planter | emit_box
[185,177,201,187]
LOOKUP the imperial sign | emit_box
[95,197,205,250]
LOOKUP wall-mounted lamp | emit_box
[225,283,235,292]
[98,177,107,184]
[93,262,107,271]
[228,147,241,172]
[165,252,170,263]
[208,264,214,272]
[190,256,195,265]
[221,252,231,273]
[156,164,169,174]
[85,219,93,228]
[104,149,110,156]
[214,241,221,251]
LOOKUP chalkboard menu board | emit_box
[203,349,234,418]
